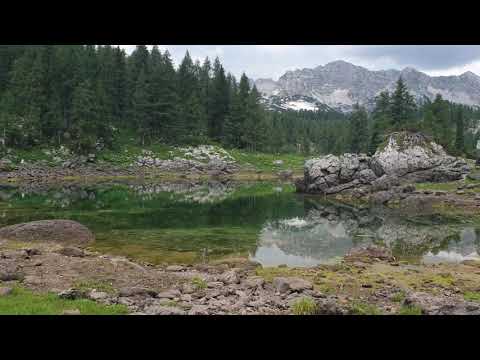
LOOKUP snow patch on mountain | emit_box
[283,100,318,111]
[255,61,480,113]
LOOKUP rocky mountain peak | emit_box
[255,61,480,113]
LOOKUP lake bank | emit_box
[1,176,480,315]
[1,239,480,315]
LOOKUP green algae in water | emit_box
[1,180,479,266]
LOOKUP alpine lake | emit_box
[1,178,479,267]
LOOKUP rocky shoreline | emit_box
[2,236,480,315]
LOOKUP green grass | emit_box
[391,291,406,303]
[0,286,129,315]
[191,276,208,290]
[464,291,480,303]
[72,279,116,294]
[397,305,423,315]
[350,302,384,315]
[229,149,306,173]
[291,297,318,315]
[415,182,459,192]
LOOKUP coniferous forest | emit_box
[0,45,479,157]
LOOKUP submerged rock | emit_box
[297,132,469,196]
[0,220,95,246]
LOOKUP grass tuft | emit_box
[397,305,423,315]
[291,297,318,315]
[191,276,208,290]
[464,291,480,303]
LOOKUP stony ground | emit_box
[2,240,480,315]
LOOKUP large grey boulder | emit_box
[370,132,469,179]
[0,220,94,246]
[297,132,470,196]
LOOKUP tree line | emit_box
[0,45,270,154]
[1,46,479,157]
[348,78,480,157]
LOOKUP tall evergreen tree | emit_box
[455,107,465,153]
[348,104,369,154]
[208,57,229,141]
[70,80,100,153]
[391,77,416,130]
[243,86,267,152]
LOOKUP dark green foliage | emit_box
[1,47,479,159]
[390,77,417,130]
[70,80,101,153]
[455,107,465,153]
[348,104,369,154]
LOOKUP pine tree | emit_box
[431,94,451,148]
[70,80,100,153]
[391,77,416,130]
[455,107,465,153]
[149,50,180,143]
[177,51,196,103]
[208,57,230,141]
[243,86,267,152]
[348,104,369,154]
[132,69,151,145]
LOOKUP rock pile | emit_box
[296,132,470,197]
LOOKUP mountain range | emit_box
[253,60,480,113]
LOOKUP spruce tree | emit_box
[348,104,369,154]
[208,57,229,141]
[455,107,465,153]
[70,80,99,153]
[132,69,151,145]
[391,77,416,131]
[243,86,267,152]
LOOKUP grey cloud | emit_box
[344,45,480,71]
[120,45,480,81]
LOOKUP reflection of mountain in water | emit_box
[252,199,480,267]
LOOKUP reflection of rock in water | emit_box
[130,181,237,203]
[253,199,480,266]
[423,228,480,264]
[255,215,373,267]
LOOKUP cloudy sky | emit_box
[120,45,480,81]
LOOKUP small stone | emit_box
[62,309,81,315]
[273,277,313,294]
[180,294,192,302]
[119,287,157,298]
[188,305,209,315]
[0,287,13,297]
[207,281,224,288]
[243,277,265,289]
[144,305,186,315]
[58,289,87,300]
[25,248,42,256]
[166,265,185,272]
[0,271,25,282]
[57,247,85,258]
[220,270,240,285]
[157,289,181,299]
[88,290,109,301]
[181,284,195,294]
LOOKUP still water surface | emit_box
[0,180,478,266]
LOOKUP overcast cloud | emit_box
[120,45,480,81]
